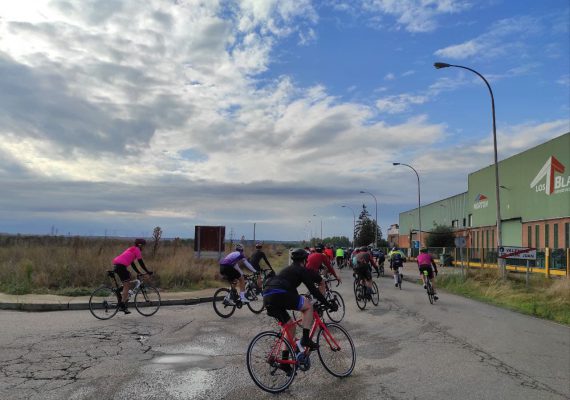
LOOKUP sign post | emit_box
[498,246,537,284]
[455,237,467,277]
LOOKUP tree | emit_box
[152,226,163,257]
[323,236,351,248]
[354,204,383,247]
[425,225,455,248]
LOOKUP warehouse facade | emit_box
[398,132,570,273]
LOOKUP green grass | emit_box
[437,269,570,325]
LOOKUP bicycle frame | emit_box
[269,308,342,367]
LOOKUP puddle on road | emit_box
[153,353,226,371]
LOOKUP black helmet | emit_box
[360,246,368,251]
[420,248,428,253]
[315,243,324,252]
[235,244,244,252]
[134,238,146,247]
[255,242,262,249]
[291,248,308,261]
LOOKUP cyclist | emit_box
[388,246,406,287]
[219,244,257,304]
[417,248,439,300]
[112,238,154,314]
[354,246,378,298]
[366,245,381,276]
[376,249,386,269]
[323,244,334,263]
[248,242,274,289]
[335,246,345,269]
[306,243,342,284]
[263,248,337,374]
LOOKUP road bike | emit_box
[246,302,356,393]
[353,272,379,310]
[291,277,345,323]
[212,271,269,318]
[89,271,161,320]
[423,270,437,304]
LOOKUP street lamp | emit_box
[341,205,356,248]
[434,61,504,278]
[393,163,421,248]
[359,191,378,248]
[312,214,323,240]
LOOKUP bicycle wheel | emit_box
[427,282,434,304]
[246,331,297,394]
[370,281,380,306]
[326,291,345,323]
[355,284,367,310]
[134,285,161,316]
[246,287,265,314]
[317,323,356,377]
[89,285,119,320]
[213,288,236,318]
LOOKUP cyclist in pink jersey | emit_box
[417,248,438,300]
[112,238,153,314]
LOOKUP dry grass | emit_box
[438,269,570,325]
[0,236,290,295]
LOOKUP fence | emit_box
[404,247,569,278]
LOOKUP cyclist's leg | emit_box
[113,264,131,305]
[232,264,247,300]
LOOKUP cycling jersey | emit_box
[219,251,256,277]
[324,248,334,260]
[306,252,335,276]
[113,246,142,266]
[248,250,272,271]
[417,253,435,267]
[335,248,344,257]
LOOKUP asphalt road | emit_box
[1,268,569,400]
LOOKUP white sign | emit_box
[498,246,537,260]
[454,237,467,248]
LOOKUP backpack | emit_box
[391,254,403,268]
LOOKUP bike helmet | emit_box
[255,242,262,249]
[420,248,428,253]
[235,244,244,252]
[360,246,368,251]
[315,243,324,252]
[291,248,309,261]
[134,238,147,247]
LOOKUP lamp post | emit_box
[341,205,356,248]
[359,191,378,248]
[434,61,504,278]
[312,214,322,240]
[393,163,421,248]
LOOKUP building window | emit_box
[468,214,473,227]
[463,218,466,227]
[553,224,558,249]
[527,226,532,247]
[476,231,479,248]
[452,220,459,228]
[545,224,550,248]
[566,223,570,249]
[535,225,540,249]
[486,230,489,249]
[491,230,495,250]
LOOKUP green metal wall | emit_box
[467,132,570,226]
[398,133,570,242]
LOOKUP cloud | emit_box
[384,72,395,80]
[361,0,472,32]
[434,15,541,60]
[557,75,570,87]
[376,94,428,114]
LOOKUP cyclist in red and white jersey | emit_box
[306,243,342,284]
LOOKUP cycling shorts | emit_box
[220,264,241,281]
[263,292,304,324]
[354,264,372,281]
[113,264,131,282]
[419,265,435,279]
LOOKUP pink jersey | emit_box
[417,253,434,267]
[113,246,142,266]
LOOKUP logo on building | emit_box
[473,194,489,210]
[530,156,569,196]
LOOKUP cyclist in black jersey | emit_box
[263,248,336,361]
[249,242,274,288]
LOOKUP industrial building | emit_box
[398,132,570,275]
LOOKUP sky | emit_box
[0,0,568,241]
